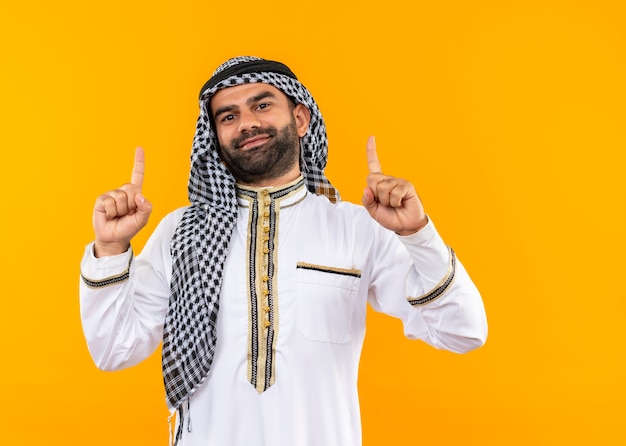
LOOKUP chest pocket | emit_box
[296,262,361,344]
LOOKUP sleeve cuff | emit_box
[396,215,437,245]
[407,246,456,306]
[80,242,133,288]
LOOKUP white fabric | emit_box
[80,181,487,446]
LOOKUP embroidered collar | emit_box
[236,176,307,208]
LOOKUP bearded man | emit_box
[80,56,488,446]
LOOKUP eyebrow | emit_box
[213,90,278,120]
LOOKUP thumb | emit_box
[134,193,152,226]
[361,187,378,216]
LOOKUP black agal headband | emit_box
[199,59,298,99]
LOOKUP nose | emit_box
[238,109,261,133]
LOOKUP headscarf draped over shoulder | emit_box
[162,56,339,411]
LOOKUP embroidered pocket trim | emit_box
[296,262,361,278]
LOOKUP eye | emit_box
[220,114,235,123]
[257,102,270,110]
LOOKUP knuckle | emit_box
[107,189,127,200]
[99,194,117,208]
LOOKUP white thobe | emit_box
[80,177,487,446]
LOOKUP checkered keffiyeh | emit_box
[162,56,340,410]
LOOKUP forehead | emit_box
[210,83,288,110]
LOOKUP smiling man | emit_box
[80,56,488,446]
[211,83,307,185]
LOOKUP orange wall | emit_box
[1,0,625,444]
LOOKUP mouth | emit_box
[238,134,271,150]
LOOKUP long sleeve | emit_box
[367,217,488,353]
[79,208,185,370]
[78,186,487,446]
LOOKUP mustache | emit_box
[231,127,278,149]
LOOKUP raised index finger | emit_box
[131,146,145,188]
[366,135,382,173]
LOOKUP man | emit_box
[80,56,487,446]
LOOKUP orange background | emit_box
[1,0,625,444]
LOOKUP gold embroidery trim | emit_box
[296,262,361,278]
[407,247,456,306]
[81,251,133,289]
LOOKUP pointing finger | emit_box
[131,147,145,189]
[366,136,381,174]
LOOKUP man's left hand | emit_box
[362,136,428,236]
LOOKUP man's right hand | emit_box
[92,147,152,257]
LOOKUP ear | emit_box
[293,103,311,137]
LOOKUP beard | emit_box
[218,119,300,184]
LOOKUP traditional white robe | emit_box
[80,177,487,446]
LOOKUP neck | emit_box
[236,174,304,191]
[235,167,302,188]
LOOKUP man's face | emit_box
[210,83,310,186]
